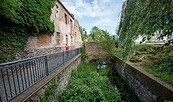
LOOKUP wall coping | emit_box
[114,56,173,100]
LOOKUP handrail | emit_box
[0,48,81,102]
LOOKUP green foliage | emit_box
[90,26,99,41]
[79,26,87,41]
[58,62,121,102]
[115,44,173,86]
[81,45,88,60]
[0,0,54,63]
[146,66,173,86]
[44,79,58,102]
[119,0,173,45]
[86,35,93,42]
[89,26,116,60]
[117,0,173,63]
[95,30,116,57]
[109,73,139,102]
[114,48,125,59]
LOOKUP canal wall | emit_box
[114,57,173,102]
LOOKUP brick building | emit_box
[25,0,82,50]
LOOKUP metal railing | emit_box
[0,48,81,102]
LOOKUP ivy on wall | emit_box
[118,0,173,60]
[0,0,55,63]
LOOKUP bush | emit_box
[0,0,54,63]
[58,63,121,102]
[43,80,58,102]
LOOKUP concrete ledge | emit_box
[114,57,173,101]
[11,54,81,102]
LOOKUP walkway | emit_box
[0,48,81,102]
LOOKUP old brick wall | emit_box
[25,34,53,50]
[114,57,173,102]
[57,0,75,47]
[84,42,109,62]
[74,20,82,48]
[16,47,62,60]
[85,42,100,55]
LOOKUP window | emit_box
[66,35,68,44]
[56,32,60,45]
[71,36,73,46]
[65,14,67,24]
[70,19,73,27]
[55,5,59,18]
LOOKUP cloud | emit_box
[60,0,125,34]
[61,0,116,18]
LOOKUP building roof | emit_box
[57,0,74,19]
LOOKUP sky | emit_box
[61,0,125,35]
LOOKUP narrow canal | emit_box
[56,62,139,102]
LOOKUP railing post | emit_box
[63,50,65,64]
[71,49,72,59]
[44,56,49,76]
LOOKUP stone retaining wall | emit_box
[114,57,173,102]
[16,47,62,60]
[16,46,76,60]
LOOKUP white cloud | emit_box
[60,0,125,34]
[61,0,116,18]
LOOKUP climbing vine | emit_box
[0,0,55,63]
[118,0,173,60]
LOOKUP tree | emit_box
[89,26,116,60]
[90,26,99,41]
[118,0,173,47]
[79,26,87,41]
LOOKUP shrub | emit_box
[58,63,121,102]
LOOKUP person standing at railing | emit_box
[65,44,69,57]
[65,44,69,51]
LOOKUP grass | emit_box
[114,44,173,86]
[58,62,121,102]
[146,67,173,85]
[114,48,125,59]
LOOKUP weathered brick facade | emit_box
[25,0,82,50]
[84,42,109,62]
[74,20,82,48]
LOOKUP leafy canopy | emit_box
[118,0,173,47]
[117,0,173,62]
[0,0,55,62]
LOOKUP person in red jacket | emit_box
[65,44,69,57]
[65,44,69,50]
